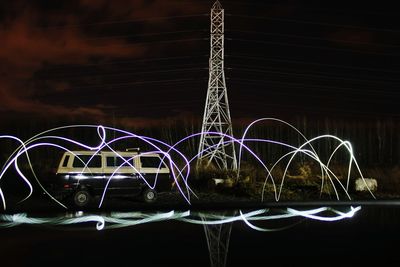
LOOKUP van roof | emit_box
[63,150,139,156]
[62,151,165,157]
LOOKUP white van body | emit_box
[51,150,171,206]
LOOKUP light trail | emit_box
[0,118,376,230]
[0,206,361,231]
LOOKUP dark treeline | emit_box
[232,117,400,168]
[134,116,400,168]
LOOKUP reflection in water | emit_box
[0,207,363,267]
[0,206,361,231]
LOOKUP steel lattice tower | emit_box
[198,0,237,170]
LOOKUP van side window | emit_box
[141,156,165,168]
[72,155,102,168]
[106,156,135,168]
[62,155,70,167]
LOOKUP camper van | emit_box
[51,150,172,207]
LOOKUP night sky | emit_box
[1,0,399,129]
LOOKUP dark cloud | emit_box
[0,0,205,121]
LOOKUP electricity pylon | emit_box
[198,0,237,170]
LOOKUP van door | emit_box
[103,155,142,196]
[71,154,104,194]
[139,155,171,191]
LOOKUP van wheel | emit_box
[73,190,91,207]
[142,188,157,203]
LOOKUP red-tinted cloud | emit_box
[0,0,204,122]
[328,29,375,47]
[0,6,146,118]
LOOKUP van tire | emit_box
[73,189,91,207]
[142,188,157,203]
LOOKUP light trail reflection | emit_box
[0,206,361,231]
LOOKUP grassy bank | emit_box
[189,162,400,201]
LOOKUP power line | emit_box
[68,78,206,90]
[226,54,400,74]
[89,37,209,48]
[42,14,209,29]
[227,30,400,48]
[228,38,400,57]
[85,29,208,41]
[226,14,400,33]
[227,66,400,85]
[44,66,208,79]
[48,55,209,69]
[227,78,400,97]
